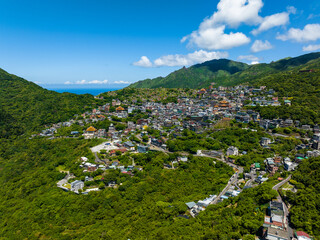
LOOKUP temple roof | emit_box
[116,106,125,111]
[86,126,97,132]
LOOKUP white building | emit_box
[178,156,188,162]
[284,158,298,171]
[226,146,239,156]
[71,180,84,193]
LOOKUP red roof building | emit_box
[296,231,312,240]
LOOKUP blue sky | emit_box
[0,0,320,88]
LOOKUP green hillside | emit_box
[0,55,319,239]
[286,156,320,239]
[248,57,320,125]
[222,52,320,87]
[128,52,320,89]
[129,59,249,89]
[0,136,278,239]
[0,68,99,137]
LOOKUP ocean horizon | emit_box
[45,87,122,96]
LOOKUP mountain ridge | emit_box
[128,52,320,89]
[0,68,99,137]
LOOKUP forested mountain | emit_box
[129,59,249,88]
[0,136,278,239]
[0,68,99,137]
[285,156,320,239]
[248,57,320,125]
[0,54,320,239]
[128,52,320,89]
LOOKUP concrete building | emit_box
[71,180,84,193]
[226,146,239,156]
[264,227,289,240]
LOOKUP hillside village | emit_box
[30,85,320,240]
[1,62,319,239]
[1,0,320,237]
[39,85,320,160]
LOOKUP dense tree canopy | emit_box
[286,157,320,239]
[0,68,101,138]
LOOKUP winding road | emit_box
[272,175,294,239]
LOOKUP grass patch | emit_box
[62,183,71,189]
[56,165,68,173]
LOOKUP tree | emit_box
[142,135,149,142]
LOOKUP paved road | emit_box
[245,178,254,187]
[57,172,74,190]
[272,175,292,191]
[94,152,108,165]
[147,144,295,236]
[149,144,167,152]
[211,171,240,204]
[272,175,294,239]
[149,145,243,174]
[268,132,310,141]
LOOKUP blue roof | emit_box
[185,202,196,209]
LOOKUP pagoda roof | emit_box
[86,126,97,132]
[116,106,125,111]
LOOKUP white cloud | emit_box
[180,36,188,43]
[286,6,297,14]
[154,50,229,67]
[303,44,320,52]
[75,80,87,85]
[114,81,130,84]
[277,24,320,42]
[181,0,265,50]
[133,50,229,68]
[252,12,290,35]
[133,56,152,67]
[182,1,298,50]
[251,6,296,35]
[238,55,260,64]
[64,79,109,85]
[185,25,251,50]
[205,0,264,28]
[88,80,109,84]
[251,40,273,52]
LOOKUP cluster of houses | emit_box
[79,154,141,175]
[259,118,319,132]
[50,85,320,239]
[79,156,106,172]
[57,153,144,194]
[36,85,279,139]
[36,81,320,157]
[263,201,290,240]
[262,201,314,240]
[253,155,300,178]
[186,195,217,217]
[37,84,320,162]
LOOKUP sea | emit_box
[46,88,121,96]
